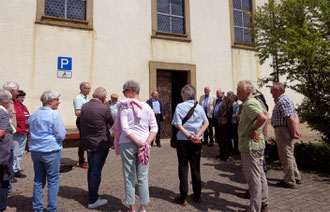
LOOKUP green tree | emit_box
[251,0,330,143]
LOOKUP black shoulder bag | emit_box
[171,102,198,148]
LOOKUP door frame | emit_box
[149,61,196,96]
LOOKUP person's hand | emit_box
[247,130,260,143]
[163,116,166,120]
[293,130,301,139]
[135,141,145,148]
[191,136,201,143]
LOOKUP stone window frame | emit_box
[229,0,256,50]
[35,0,93,30]
[151,0,191,42]
[149,61,196,95]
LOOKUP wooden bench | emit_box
[63,132,80,148]
[65,133,80,140]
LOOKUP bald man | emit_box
[80,87,114,209]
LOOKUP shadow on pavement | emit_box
[58,186,127,211]
[149,186,177,203]
[7,195,33,211]
[149,181,247,211]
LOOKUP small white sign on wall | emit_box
[57,57,72,79]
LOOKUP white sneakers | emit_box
[88,198,108,209]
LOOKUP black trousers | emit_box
[176,140,202,200]
[76,117,86,164]
[215,125,230,160]
[203,117,214,144]
[229,123,239,153]
[152,114,162,146]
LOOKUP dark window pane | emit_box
[171,0,183,16]
[67,0,86,20]
[233,0,241,10]
[235,27,244,42]
[243,12,252,28]
[172,17,184,34]
[244,29,252,42]
[158,15,170,32]
[45,0,65,18]
[233,10,243,26]
[157,0,170,14]
[242,0,251,11]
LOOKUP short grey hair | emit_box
[227,91,234,96]
[123,80,140,94]
[93,87,107,99]
[238,80,254,93]
[0,89,12,105]
[40,90,60,106]
[273,82,285,93]
[181,85,195,100]
[3,81,19,91]
[80,81,90,90]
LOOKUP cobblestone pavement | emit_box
[8,140,330,211]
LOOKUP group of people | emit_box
[0,79,302,212]
[199,86,240,160]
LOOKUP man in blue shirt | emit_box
[172,85,209,205]
[73,81,91,168]
[146,91,165,147]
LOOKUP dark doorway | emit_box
[157,70,188,138]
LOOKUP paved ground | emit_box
[8,140,330,212]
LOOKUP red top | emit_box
[13,101,30,134]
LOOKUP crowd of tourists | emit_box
[0,80,301,212]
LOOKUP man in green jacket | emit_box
[237,80,269,212]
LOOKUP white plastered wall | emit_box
[0,0,303,130]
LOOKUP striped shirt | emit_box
[271,94,296,127]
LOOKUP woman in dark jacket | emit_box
[0,89,15,212]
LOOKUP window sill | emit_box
[152,31,191,43]
[36,16,93,30]
[232,43,255,51]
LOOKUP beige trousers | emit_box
[275,126,301,186]
[241,150,269,212]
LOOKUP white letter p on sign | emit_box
[60,58,69,69]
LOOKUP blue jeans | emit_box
[87,150,109,204]
[120,142,150,206]
[13,133,28,173]
[31,151,61,212]
[0,181,9,211]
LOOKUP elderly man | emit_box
[146,91,165,147]
[271,82,301,189]
[73,81,91,169]
[108,93,119,121]
[80,87,114,209]
[199,86,216,146]
[237,80,269,212]
[213,89,233,161]
[3,81,23,196]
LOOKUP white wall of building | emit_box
[0,0,303,130]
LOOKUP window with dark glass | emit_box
[45,0,86,21]
[157,0,185,34]
[233,0,252,43]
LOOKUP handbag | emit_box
[171,102,198,148]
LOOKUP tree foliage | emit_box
[251,0,330,143]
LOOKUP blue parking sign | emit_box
[58,57,72,70]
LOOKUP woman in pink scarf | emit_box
[113,80,157,212]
